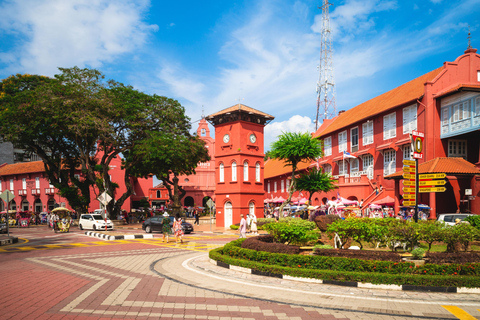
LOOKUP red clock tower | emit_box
[206,104,274,228]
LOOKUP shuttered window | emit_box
[338,131,347,153]
[362,121,373,145]
[403,105,417,134]
[324,137,332,156]
[383,112,396,140]
[383,149,396,176]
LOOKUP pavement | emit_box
[0,225,479,319]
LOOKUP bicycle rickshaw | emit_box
[51,207,72,233]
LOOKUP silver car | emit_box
[436,213,473,226]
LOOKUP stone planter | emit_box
[402,257,425,266]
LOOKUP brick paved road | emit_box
[1,227,479,319]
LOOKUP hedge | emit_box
[209,239,480,287]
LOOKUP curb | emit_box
[209,259,480,294]
[84,231,154,241]
[0,236,18,246]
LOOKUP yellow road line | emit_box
[442,306,478,320]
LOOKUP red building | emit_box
[265,47,480,216]
[206,104,274,228]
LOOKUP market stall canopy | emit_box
[274,196,286,203]
[298,197,308,205]
[373,196,395,206]
[339,196,358,205]
[51,207,70,213]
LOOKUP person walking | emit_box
[249,212,258,235]
[173,213,184,244]
[194,209,200,225]
[161,212,172,243]
[239,214,247,238]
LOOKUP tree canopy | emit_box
[296,167,337,203]
[0,67,204,216]
[269,132,323,212]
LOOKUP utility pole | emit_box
[315,0,337,130]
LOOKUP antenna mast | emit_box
[315,0,336,130]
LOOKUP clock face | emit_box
[249,134,256,143]
[223,134,230,143]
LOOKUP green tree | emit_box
[269,132,322,213]
[296,167,337,203]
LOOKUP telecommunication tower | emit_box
[315,0,336,130]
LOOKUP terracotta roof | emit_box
[433,84,480,99]
[206,104,274,119]
[0,161,45,176]
[312,116,338,138]
[317,67,443,138]
[264,158,312,179]
[385,157,480,179]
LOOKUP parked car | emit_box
[436,213,474,226]
[142,216,194,234]
[0,222,7,233]
[78,214,114,231]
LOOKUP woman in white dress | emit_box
[250,212,258,235]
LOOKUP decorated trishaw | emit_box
[51,207,73,233]
[17,211,32,228]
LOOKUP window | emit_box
[363,154,374,170]
[255,163,260,182]
[232,161,237,182]
[323,164,332,174]
[281,180,284,193]
[286,180,290,192]
[49,181,54,188]
[350,158,359,172]
[274,181,277,193]
[249,202,255,216]
[441,107,449,125]
[10,179,14,191]
[22,178,26,189]
[267,182,271,193]
[338,131,347,153]
[201,128,206,136]
[156,190,161,198]
[403,105,417,134]
[243,161,249,181]
[478,71,480,82]
[35,177,40,189]
[362,121,373,145]
[448,140,467,159]
[324,137,332,156]
[383,149,396,176]
[383,112,396,139]
[403,144,412,160]
[453,101,470,122]
[350,127,358,152]
[338,160,347,175]
[219,163,224,182]
[475,97,480,117]
[0,180,2,192]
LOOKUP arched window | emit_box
[255,162,260,182]
[232,161,237,181]
[249,202,255,216]
[219,163,224,182]
[156,190,161,198]
[243,161,248,181]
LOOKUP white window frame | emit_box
[219,163,224,182]
[35,177,40,189]
[281,180,284,193]
[448,139,467,159]
[362,154,374,171]
[362,121,373,146]
[255,163,260,182]
[475,97,480,117]
[243,161,248,181]
[274,181,277,193]
[453,101,470,122]
[350,158,359,172]
[10,179,14,191]
[403,104,417,134]
[338,130,347,153]
[383,149,396,176]
[338,160,347,176]
[383,112,396,140]
[0,180,2,192]
[441,107,449,125]
[232,161,237,182]
[403,144,412,160]
[22,178,26,190]
[323,164,332,174]
[324,137,332,156]
[286,180,290,192]
[267,182,271,193]
[350,127,359,152]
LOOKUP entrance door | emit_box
[224,201,232,228]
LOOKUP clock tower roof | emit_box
[206,104,274,126]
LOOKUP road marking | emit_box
[442,306,478,319]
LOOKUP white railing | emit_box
[45,188,55,195]
[31,189,41,195]
[18,189,27,196]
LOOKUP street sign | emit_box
[402,193,416,200]
[468,196,476,200]
[0,190,15,203]
[402,159,416,166]
[412,131,424,159]
[419,173,446,179]
[419,187,446,193]
[403,201,416,206]
[403,187,416,193]
[403,173,415,179]
[98,192,112,205]
[403,166,416,173]
[419,180,446,186]
[403,180,416,186]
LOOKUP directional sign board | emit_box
[419,180,447,186]
[403,201,416,206]
[403,193,416,200]
[403,173,415,180]
[403,166,416,173]
[419,173,446,179]
[419,187,446,193]
[403,187,416,193]
[402,159,416,166]
[403,180,416,186]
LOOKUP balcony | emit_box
[18,189,28,196]
[31,189,41,195]
[45,188,56,195]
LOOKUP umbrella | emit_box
[373,196,395,206]
[418,204,430,209]
[369,203,382,209]
[51,207,70,213]
[339,197,358,205]
[298,197,308,205]
[275,196,286,203]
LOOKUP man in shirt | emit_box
[239,214,247,238]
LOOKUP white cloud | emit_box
[264,115,315,151]
[0,0,158,76]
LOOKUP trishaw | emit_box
[17,211,32,228]
[51,207,72,233]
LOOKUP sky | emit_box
[1,0,479,150]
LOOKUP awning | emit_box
[355,147,375,157]
[373,196,395,206]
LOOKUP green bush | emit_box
[230,225,239,230]
[417,220,444,251]
[442,223,480,252]
[313,244,334,250]
[410,248,426,260]
[464,215,480,229]
[263,219,318,245]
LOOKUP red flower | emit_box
[454,272,457,275]
[298,265,301,268]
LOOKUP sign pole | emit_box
[6,192,9,238]
[414,158,419,223]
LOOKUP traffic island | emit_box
[84,231,154,241]
[0,236,19,246]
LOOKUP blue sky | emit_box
[1,0,479,149]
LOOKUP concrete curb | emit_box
[0,236,19,246]
[84,231,154,241]
[209,258,480,294]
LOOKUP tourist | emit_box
[162,212,172,243]
[250,212,258,235]
[194,209,200,225]
[239,214,247,238]
[173,213,184,244]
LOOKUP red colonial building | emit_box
[265,47,480,217]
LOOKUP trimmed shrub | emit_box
[442,223,480,252]
[263,219,319,245]
[313,248,402,262]
[410,248,426,260]
[241,235,300,254]
[230,225,239,230]
[464,215,480,230]
[425,252,480,264]
[314,214,340,231]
